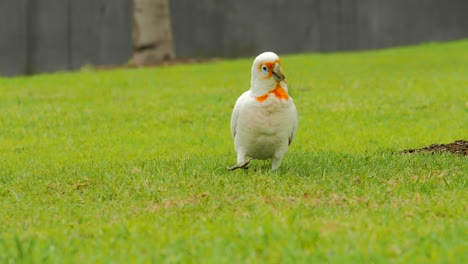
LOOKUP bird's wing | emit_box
[288,101,298,146]
[230,92,248,138]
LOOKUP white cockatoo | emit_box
[229,52,298,171]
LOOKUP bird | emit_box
[229,52,298,171]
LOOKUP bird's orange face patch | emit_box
[259,59,281,77]
[256,83,289,102]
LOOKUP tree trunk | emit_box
[133,0,174,65]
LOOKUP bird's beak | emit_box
[272,63,285,82]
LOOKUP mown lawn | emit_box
[0,40,467,263]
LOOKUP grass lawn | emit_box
[0,40,467,263]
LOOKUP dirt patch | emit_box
[402,140,468,156]
[92,58,220,71]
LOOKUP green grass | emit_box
[1,40,467,263]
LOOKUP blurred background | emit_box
[0,0,467,76]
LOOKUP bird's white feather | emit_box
[229,52,297,170]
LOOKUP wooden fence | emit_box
[0,0,133,76]
[169,0,468,58]
[1,0,467,76]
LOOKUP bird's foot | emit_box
[228,159,252,171]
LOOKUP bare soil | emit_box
[402,140,468,156]
[93,58,219,71]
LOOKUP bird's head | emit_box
[250,52,286,95]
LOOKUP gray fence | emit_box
[2,0,467,76]
[0,0,133,76]
[169,0,468,58]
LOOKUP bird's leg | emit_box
[271,156,283,171]
[228,159,251,171]
[228,153,251,171]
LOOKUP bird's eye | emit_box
[261,65,268,75]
